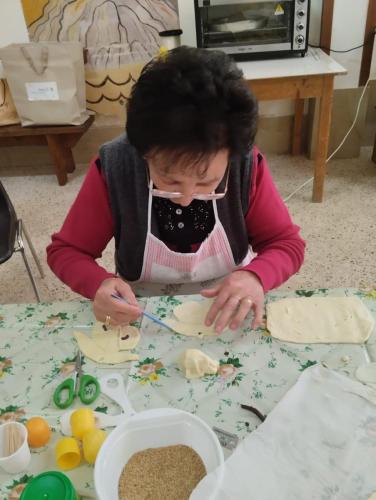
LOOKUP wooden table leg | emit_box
[46,135,68,186]
[292,98,305,155]
[312,75,334,202]
[63,147,76,174]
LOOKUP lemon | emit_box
[70,408,96,440]
[82,428,107,464]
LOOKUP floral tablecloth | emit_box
[1,288,376,499]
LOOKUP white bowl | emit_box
[94,408,224,500]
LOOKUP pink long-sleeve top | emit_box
[47,149,305,299]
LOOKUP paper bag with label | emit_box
[0,42,89,126]
[0,79,20,126]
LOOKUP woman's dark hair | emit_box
[126,46,258,170]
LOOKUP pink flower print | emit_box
[218,364,237,379]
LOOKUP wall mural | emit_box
[21,0,179,119]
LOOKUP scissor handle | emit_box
[53,377,75,409]
[78,374,100,405]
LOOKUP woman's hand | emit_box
[201,270,265,334]
[93,277,141,326]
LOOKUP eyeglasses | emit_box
[146,165,230,201]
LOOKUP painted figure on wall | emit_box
[21,0,179,119]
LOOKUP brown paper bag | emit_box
[0,42,89,126]
[0,79,20,126]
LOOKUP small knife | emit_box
[110,292,174,332]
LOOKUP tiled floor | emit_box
[0,148,375,304]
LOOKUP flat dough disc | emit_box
[165,299,226,336]
[74,331,138,364]
[173,300,213,324]
[267,296,374,344]
[164,318,217,337]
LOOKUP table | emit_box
[0,115,95,186]
[1,287,375,498]
[238,48,347,202]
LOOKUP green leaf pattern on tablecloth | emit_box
[4,474,33,499]
[0,405,26,424]
[1,289,376,498]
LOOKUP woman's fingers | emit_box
[114,280,139,308]
[251,301,264,329]
[204,290,230,326]
[93,278,141,326]
[230,297,253,330]
[213,295,243,333]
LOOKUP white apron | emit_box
[131,183,255,296]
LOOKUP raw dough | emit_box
[165,300,225,336]
[92,322,140,351]
[165,318,217,337]
[74,331,138,364]
[179,349,219,379]
[173,301,213,325]
[92,322,118,352]
[118,325,141,351]
[267,296,374,344]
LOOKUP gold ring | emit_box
[105,315,111,328]
[242,298,253,306]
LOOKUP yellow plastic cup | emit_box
[55,437,81,470]
[70,408,96,440]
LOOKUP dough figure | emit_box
[179,349,219,379]
[74,321,140,364]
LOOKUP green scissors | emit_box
[53,351,100,409]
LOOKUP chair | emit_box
[0,180,44,302]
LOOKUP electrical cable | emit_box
[283,74,372,203]
[309,31,375,53]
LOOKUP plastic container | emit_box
[20,471,78,500]
[55,437,81,470]
[94,408,224,500]
[0,421,31,474]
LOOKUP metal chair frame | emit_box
[0,180,44,302]
[13,219,44,302]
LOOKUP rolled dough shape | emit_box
[179,349,219,379]
[74,331,138,364]
[92,322,140,351]
[165,299,227,336]
[355,362,376,384]
[173,300,213,324]
[267,296,374,344]
[165,318,217,336]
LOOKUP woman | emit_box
[47,47,305,334]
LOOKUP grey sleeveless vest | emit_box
[99,135,253,282]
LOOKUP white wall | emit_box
[330,0,368,89]
[0,0,29,78]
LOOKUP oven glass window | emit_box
[199,1,293,48]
